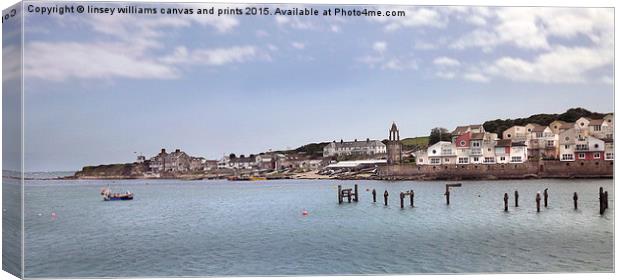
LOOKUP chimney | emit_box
[354,139,357,142]
[366,138,370,143]
[340,139,343,144]
[161,148,166,154]
[175,149,181,153]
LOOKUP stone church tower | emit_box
[387,122,402,164]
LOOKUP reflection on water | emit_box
[24,179,613,277]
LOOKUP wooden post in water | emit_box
[514,190,519,207]
[599,187,605,215]
[347,191,352,203]
[372,189,377,203]
[604,191,609,210]
[338,185,342,204]
[354,184,359,202]
[400,192,404,209]
[543,188,549,208]
[536,192,541,213]
[410,190,414,207]
[384,190,389,206]
[504,193,509,212]
[445,187,450,205]
[573,192,578,210]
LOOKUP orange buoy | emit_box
[302,210,309,216]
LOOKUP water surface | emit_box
[23,179,613,277]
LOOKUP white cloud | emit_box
[291,42,305,50]
[450,7,613,52]
[330,25,341,33]
[435,71,456,80]
[372,7,446,31]
[463,72,490,83]
[414,41,436,50]
[3,45,21,82]
[25,42,179,81]
[275,15,314,30]
[487,45,612,84]
[433,56,460,67]
[267,44,279,51]
[161,46,260,66]
[382,59,418,71]
[373,41,387,53]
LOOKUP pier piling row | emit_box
[445,183,461,205]
[399,190,415,209]
[543,188,549,208]
[504,193,509,212]
[372,189,376,203]
[536,192,541,213]
[337,185,359,204]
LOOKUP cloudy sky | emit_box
[10,2,614,171]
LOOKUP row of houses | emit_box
[217,153,324,171]
[415,114,614,165]
[137,148,208,173]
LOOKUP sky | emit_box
[5,2,614,171]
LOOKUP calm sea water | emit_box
[22,179,613,277]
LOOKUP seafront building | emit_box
[415,114,614,165]
[322,138,386,158]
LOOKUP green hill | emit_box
[400,136,429,151]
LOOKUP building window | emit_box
[432,149,436,154]
[547,140,554,147]
[472,141,481,147]
[460,140,466,147]
[594,153,601,159]
[430,158,441,164]
[511,156,522,163]
[507,133,512,138]
[444,158,449,162]
[593,125,601,131]
[576,144,588,151]
[473,157,479,162]
[578,153,586,159]
[484,157,495,163]
[419,158,423,163]
[606,153,614,160]
[594,144,599,149]
[500,156,506,161]
[562,154,574,161]
[458,157,469,164]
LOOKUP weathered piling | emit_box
[599,187,605,215]
[504,193,509,212]
[372,189,376,203]
[410,190,414,207]
[444,183,461,205]
[338,185,342,204]
[604,191,609,210]
[536,192,541,213]
[354,184,359,202]
[573,192,578,210]
[400,192,405,209]
[514,190,519,207]
[543,188,549,208]
[384,190,389,206]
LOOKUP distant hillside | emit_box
[483,107,610,137]
[400,136,430,151]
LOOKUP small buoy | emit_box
[302,210,309,216]
[366,188,370,192]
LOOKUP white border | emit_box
[0,1,617,280]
